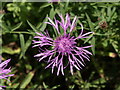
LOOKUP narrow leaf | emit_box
[85,13,94,32]
[27,20,39,32]
[20,70,35,88]
[91,37,95,55]
[40,14,48,32]
[11,22,23,32]
[19,34,25,59]
[19,35,32,59]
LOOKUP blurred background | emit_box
[1,2,120,89]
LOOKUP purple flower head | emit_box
[33,14,93,75]
[0,58,14,87]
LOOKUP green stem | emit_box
[10,31,32,35]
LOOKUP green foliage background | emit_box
[1,2,120,89]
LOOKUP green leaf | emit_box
[40,14,48,32]
[11,83,20,88]
[91,78,106,84]
[0,14,4,20]
[11,22,23,32]
[116,84,120,90]
[19,35,32,59]
[24,36,32,50]
[85,13,95,55]
[91,37,95,55]
[39,3,51,11]
[19,34,25,59]
[49,8,58,36]
[84,33,94,44]
[52,85,60,89]
[36,22,42,29]
[88,71,95,81]
[65,0,69,11]
[107,6,112,20]
[102,40,108,47]
[59,3,65,15]
[27,29,36,35]
[20,70,35,88]
[27,20,39,32]
[25,64,32,70]
[30,84,38,88]
[85,13,94,32]
[0,22,11,32]
[43,82,48,89]
[50,8,56,20]
[111,40,119,56]
[107,6,116,22]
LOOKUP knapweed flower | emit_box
[33,14,93,75]
[0,58,14,87]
